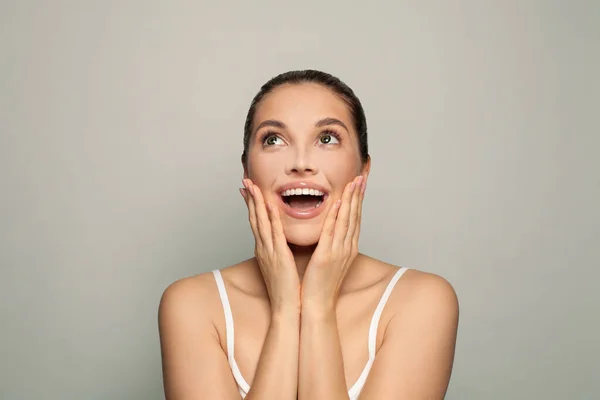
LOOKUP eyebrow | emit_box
[254,120,287,135]
[315,117,349,133]
[254,117,349,135]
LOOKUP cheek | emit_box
[247,155,273,181]
[315,152,361,183]
[247,155,280,202]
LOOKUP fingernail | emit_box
[350,182,356,192]
[248,185,255,195]
[357,175,364,185]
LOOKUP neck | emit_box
[288,243,317,282]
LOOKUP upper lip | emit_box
[277,181,329,195]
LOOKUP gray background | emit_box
[1,1,599,399]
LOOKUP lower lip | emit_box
[277,194,329,220]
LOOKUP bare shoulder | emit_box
[382,262,460,350]
[158,261,255,399]
[358,255,459,322]
[157,270,223,363]
[159,270,219,322]
[158,259,258,323]
[395,268,459,312]
[357,257,459,398]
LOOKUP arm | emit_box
[245,306,300,400]
[298,306,350,400]
[158,276,300,400]
[159,277,241,399]
[297,177,365,400]
[358,273,459,400]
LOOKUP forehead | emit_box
[253,83,353,131]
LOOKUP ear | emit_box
[360,155,371,178]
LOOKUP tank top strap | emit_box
[211,269,251,395]
[347,267,409,399]
[368,267,409,357]
[212,267,408,399]
[212,269,235,363]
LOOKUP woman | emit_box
[158,70,459,399]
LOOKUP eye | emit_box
[319,131,341,145]
[263,134,284,146]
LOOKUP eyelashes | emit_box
[260,129,342,146]
[320,130,342,144]
[259,131,282,146]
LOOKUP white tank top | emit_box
[212,267,409,399]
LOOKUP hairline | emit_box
[247,82,359,142]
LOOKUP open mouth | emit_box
[280,188,327,211]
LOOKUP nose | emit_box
[285,147,318,176]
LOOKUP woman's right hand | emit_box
[240,178,301,314]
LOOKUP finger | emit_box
[319,198,342,248]
[353,175,366,251]
[250,182,274,251]
[360,174,367,197]
[243,180,262,248]
[345,176,363,247]
[267,202,287,249]
[239,188,248,205]
[332,179,357,249]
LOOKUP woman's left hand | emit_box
[301,175,367,314]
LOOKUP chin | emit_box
[283,224,322,247]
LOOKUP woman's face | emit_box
[244,83,370,246]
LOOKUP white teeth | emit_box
[281,188,325,197]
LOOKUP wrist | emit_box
[301,301,336,321]
[271,303,301,320]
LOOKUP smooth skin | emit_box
[158,83,459,399]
